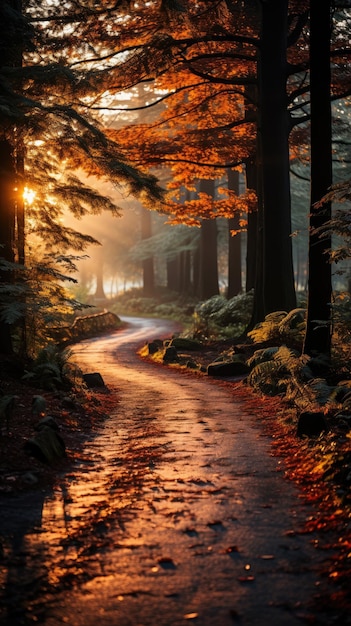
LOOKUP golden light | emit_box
[23,186,36,205]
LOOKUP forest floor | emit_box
[0,336,350,622]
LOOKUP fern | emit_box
[246,344,334,410]
[247,347,280,368]
[247,359,284,396]
[248,308,306,348]
[22,363,62,391]
[22,345,75,390]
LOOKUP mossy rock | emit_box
[170,337,203,351]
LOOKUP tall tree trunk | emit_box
[0,140,16,354]
[0,0,24,355]
[197,179,219,300]
[227,169,242,298]
[245,160,258,293]
[180,248,191,295]
[303,0,332,358]
[94,246,107,300]
[243,83,259,294]
[167,256,179,292]
[141,206,155,296]
[259,0,296,315]
[244,83,265,329]
[247,131,265,328]
[197,218,219,300]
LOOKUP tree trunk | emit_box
[94,246,107,300]
[259,0,296,315]
[141,206,155,296]
[197,179,219,300]
[197,218,219,300]
[244,160,258,293]
[0,140,16,354]
[167,256,179,292]
[227,169,242,298]
[303,0,332,358]
[180,248,192,295]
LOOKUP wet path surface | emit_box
[0,318,328,625]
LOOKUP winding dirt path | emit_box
[0,318,332,625]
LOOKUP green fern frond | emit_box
[273,345,300,369]
[247,347,279,368]
[22,363,62,390]
[265,311,288,321]
[278,308,306,333]
[304,378,334,406]
[247,359,283,395]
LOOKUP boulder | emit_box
[170,337,202,351]
[83,372,105,388]
[147,340,163,355]
[296,411,328,438]
[186,360,200,370]
[163,346,179,363]
[207,360,250,377]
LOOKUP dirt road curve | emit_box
[0,318,334,625]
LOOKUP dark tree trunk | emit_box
[180,248,192,295]
[196,179,219,300]
[0,0,25,355]
[243,83,259,294]
[0,140,16,354]
[303,0,332,358]
[247,130,265,328]
[227,169,242,298]
[244,83,265,329]
[167,256,179,292]
[245,160,258,293]
[197,217,219,300]
[193,244,200,297]
[259,0,296,315]
[141,206,155,296]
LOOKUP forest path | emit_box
[0,318,330,625]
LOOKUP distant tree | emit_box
[93,245,107,301]
[227,169,242,297]
[141,206,155,296]
[196,179,219,300]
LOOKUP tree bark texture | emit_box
[0,140,16,353]
[303,0,332,358]
[259,0,296,316]
[197,179,219,300]
[227,169,242,298]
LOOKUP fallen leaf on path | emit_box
[260,554,275,560]
[237,575,255,583]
